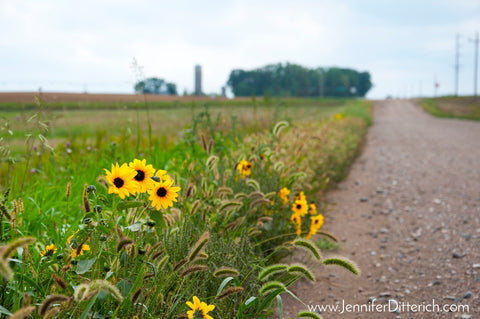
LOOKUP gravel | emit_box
[282,100,480,318]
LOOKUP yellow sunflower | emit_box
[278,187,290,205]
[306,214,324,240]
[309,203,317,215]
[237,160,252,178]
[290,213,302,236]
[67,232,91,258]
[334,113,343,120]
[186,296,215,319]
[295,191,306,202]
[129,159,156,193]
[40,244,57,257]
[292,199,308,216]
[104,163,139,199]
[148,174,181,210]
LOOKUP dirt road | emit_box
[285,100,480,318]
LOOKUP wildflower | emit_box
[309,203,317,215]
[104,163,138,199]
[148,174,181,210]
[41,244,57,257]
[334,113,343,120]
[295,191,306,202]
[278,187,290,205]
[67,233,90,258]
[306,214,324,240]
[237,160,252,178]
[292,200,308,216]
[186,296,215,319]
[129,159,156,193]
[290,213,302,236]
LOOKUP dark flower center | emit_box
[314,220,319,225]
[246,164,252,169]
[134,170,145,181]
[113,177,124,188]
[156,187,167,197]
[296,204,302,209]
[45,249,54,256]
[192,310,204,318]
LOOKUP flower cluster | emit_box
[105,159,181,210]
[279,188,325,239]
[237,160,252,178]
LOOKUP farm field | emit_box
[0,93,370,318]
[420,96,480,121]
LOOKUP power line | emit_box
[454,33,461,96]
[469,31,479,98]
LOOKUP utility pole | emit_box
[455,33,461,96]
[469,32,479,98]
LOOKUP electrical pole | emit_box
[455,33,461,96]
[469,32,479,98]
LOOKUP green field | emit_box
[0,97,370,318]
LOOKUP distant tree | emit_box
[134,77,177,95]
[227,63,372,98]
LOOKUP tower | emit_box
[195,65,202,96]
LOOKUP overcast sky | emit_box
[1,0,479,99]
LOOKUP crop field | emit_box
[420,96,480,121]
[0,93,370,318]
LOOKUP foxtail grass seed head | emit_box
[180,264,209,278]
[156,254,169,270]
[131,288,142,303]
[43,308,60,319]
[2,236,36,259]
[185,183,196,198]
[90,280,124,302]
[213,267,240,278]
[246,179,260,191]
[208,139,214,154]
[116,238,134,253]
[82,183,91,213]
[272,121,289,137]
[74,283,90,302]
[8,306,36,319]
[259,281,286,295]
[0,204,11,220]
[65,181,71,198]
[52,274,68,290]
[287,263,315,281]
[39,294,70,317]
[248,190,265,199]
[189,199,202,215]
[200,133,207,152]
[188,231,210,262]
[219,200,242,214]
[116,226,125,240]
[173,258,187,272]
[292,238,322,261]
[217,286,244,300]
[206,155,219,170]
[322,257,360,275]
[249,198,270,209]
[258,264,288,281]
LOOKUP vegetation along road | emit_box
[285,99,480,318]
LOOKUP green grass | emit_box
[0,98,369,318]
[420,96,480,121]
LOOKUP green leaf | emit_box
[276,295,283,319]
[117,201,144,211]
[126,221,142,232]
[216,276,234,297]
[75,257,97,275]
[117,278,134,297]
[0,305,12,316]
[79,292,98,319]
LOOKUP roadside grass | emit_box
[420,96,480,121]
[0,98,370,318]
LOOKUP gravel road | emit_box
[284,99,480,318]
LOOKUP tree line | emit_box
[227,63,372,97]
